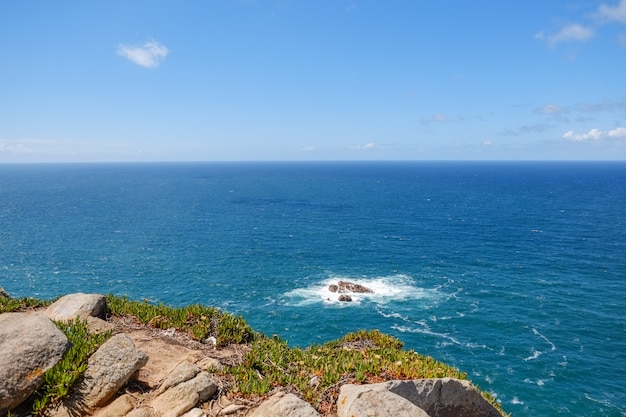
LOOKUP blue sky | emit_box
[1,1,626,162]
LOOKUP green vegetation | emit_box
[32,319,111,416]
[0,296,51,313]
[227,329,469,413]
[104,294,255,345]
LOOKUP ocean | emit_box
[1,161,625,416]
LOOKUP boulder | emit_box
[338,295,352,302]
[45,293,106,321]
[384,378,502,417]
[72,333,148,411]
[249,392,319,417]
[328,284,339,293]
[156,360,200,395]
[338,384,430,417]
[0,312,69,414]
[92,394,137,417]
[148,371,217,417]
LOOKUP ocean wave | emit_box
[523,348,543,361]
[391,324,488,350]
[531,327,556,351]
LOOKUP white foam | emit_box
[523,377,548,386]
[284,274,440,307]
[532,327,556,351]
[511,397,524,405]
[391,324,487,349]
[524,348,542,361]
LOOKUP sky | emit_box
[1,0,626,162]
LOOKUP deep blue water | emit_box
[1,161,625,416]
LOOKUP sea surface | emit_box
[1,161,625,416]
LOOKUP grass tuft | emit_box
[0,296,52,313]
[104,294,255,345]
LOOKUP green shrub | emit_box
[104,295,255,345]
[227,329,470,412]
[0,296,51,313]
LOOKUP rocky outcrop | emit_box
[384,378,503,417]
[338,378,502,417]
[94,362,217,417]
[0,312,70,414]
[329,280,373,294]
[338,384,430,417]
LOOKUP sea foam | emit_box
[283,274,440,306]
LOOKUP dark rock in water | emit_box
[338,295,352,302]
[0,286,9,298]
[328,284,339,293]
[337,281,373,294]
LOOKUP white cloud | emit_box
[608,127,626,137]
[0,142,32,154]
[538,103,564,114]
[535,24,595,47]
[300,146,317,152]
[595,0,626,24]
[562,127,626,141]
[348,142,376,150]
[482,140,494,146]
[563,128,603,141]
[117,40,169,69]
[421,113,449,125]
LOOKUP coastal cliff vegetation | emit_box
[0,294,507,416]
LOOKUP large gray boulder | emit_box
[0,312,69,414]
[72,333,148,411]
[384,378,502,417]
[338,384,430,417]
[45,293,106,321]
[249,392,320,417]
